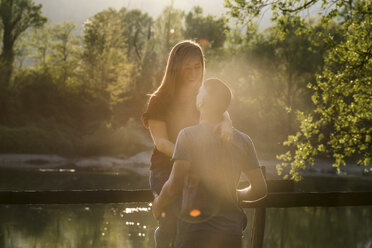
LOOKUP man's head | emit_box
[196,78,232,116]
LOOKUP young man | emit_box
[152,78,268,248]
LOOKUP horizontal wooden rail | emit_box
[1,190,372,207]
[0,190,153,205]
[239,179,294,193]
[241,192,372,208]
[0,179,294,205]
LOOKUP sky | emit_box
[34,0,231,28]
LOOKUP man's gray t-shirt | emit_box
[172,122,260,235]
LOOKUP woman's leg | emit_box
[175,231,242,248]
[150,168,178,248]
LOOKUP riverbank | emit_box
[0,152,370,178]
[0,152,152,177]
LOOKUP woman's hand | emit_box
[215,111,233,142]
[152,195,161,220]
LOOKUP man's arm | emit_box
[237,167,268,202]
[152,159,191,219]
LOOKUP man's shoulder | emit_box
[233,128,254,146]
[177,124,203,143]
[180,124,205,136]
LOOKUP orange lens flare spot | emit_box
[161,212,166,218]
[189,209,201,217]
[199,39,209,46]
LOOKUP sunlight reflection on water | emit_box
[1,204,372,248]
[1,203,157,248]
[123,205,151,214]
[39,168,76,173]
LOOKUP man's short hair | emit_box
[203,78,232,115]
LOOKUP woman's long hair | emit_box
[151,40,205,100]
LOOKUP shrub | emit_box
[78,118,151,157]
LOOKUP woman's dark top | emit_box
[142,93,200,170]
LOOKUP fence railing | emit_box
[1,189,372,206]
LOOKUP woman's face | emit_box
[181,56,203,87]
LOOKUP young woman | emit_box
[142,40,232,248]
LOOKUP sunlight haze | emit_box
[35,0,227,28]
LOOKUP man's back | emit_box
[172,122,260,236]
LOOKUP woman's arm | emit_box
[152,159,190,219]
[215,111,233,142]
[148,119,175,157]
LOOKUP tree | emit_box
[184,6,229,49]
[226,0,372,179]
[0,0,47,87]
[113,8,157,125]
[14,32,31,70]
[49,22,80,86]
[80,8,133,126]
[119,8,153,63]
[118,7,155,96]
[256,18,324,135]
[154,5,184,64]
[24,22,80,80]
[277,5,372,180]
[28,25,50,70]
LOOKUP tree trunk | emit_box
[1,13,16,88]
[286,71,293,135]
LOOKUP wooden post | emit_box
[251,166,266,248]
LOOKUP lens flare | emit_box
[189,209,201,217]
[199,39,209,46]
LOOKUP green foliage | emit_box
[14,33,31,70]
[79,118,150,156]
[0,123,75,155]
[119,8,153,63]
[0,0,47,37]
[112,8,158,127]
[184,6,229,49]
[279,9,371,180]
[27,24,50,69]
[80,8,133,108]
[48,22,80,85]
[1,6,157,156]
[0,119,149,156]
[226,0,372,180]
[154,5,185,63]
[17,22,81,81]
[0,0,47,86]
